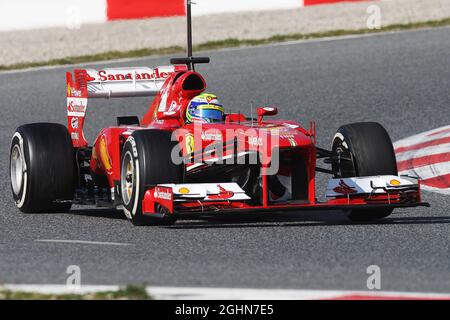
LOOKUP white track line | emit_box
[146,286,450,300]
[2,285,450,300]
[35,239,133,246]
[2,284,120,295]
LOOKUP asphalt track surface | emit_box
[0,27,449,292]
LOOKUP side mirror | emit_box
[257,106,278,124]
[157,111,180,120]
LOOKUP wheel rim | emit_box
[332,138,356,178]
[10,144,23,195]
[121,152,134,206]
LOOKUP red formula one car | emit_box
[9,3,428,225]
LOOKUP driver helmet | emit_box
[186,93,224,123]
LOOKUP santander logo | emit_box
[92,68,170,82]
[154,188,172,201]
[68,99,86,113]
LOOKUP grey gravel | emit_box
[0,0,449,66]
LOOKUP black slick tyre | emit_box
[331,122,398,222]
[120,130,183,226]
[10,123,75,213]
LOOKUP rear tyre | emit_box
[120,130,183,226]
[332,122,397,222]
[10,123,75,213]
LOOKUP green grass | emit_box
[1,17,449,71]
[0,285,152,300]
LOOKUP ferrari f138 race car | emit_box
[9,2,428,226]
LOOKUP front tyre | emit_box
[120,130,183,226]
[10,123,75,213]
[332,122,398,222]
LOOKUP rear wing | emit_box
[67,66,185,98]
[66,66,185,147]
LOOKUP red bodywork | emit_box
[65,67,426,217]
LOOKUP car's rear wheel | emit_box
[332,122,398,222]
[120,130,183,226]
[10,123,75,213]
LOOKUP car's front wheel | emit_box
[332,122,398,222]
[120,130,183,226]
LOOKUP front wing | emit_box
[141,175,429,217]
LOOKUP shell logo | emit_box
[390,179,401,186]
[178,187,190,194]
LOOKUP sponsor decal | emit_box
[280,134,295,139]
[201,131,222,141]
[178,187,190,194]
[185,133,195,155]
[154,188,172,201]
[71,132,79,140]
[333,179,357,194]
[208,185,234,200]
[127,136,138,157]
[70,117,79,129]
[96,68,169,82]
[157,87,169,112]
[248,136,263,147]
[67,84,83,97]
[280,134,297,146]
[68,98,87,114]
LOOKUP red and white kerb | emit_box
[394,125,450,195]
